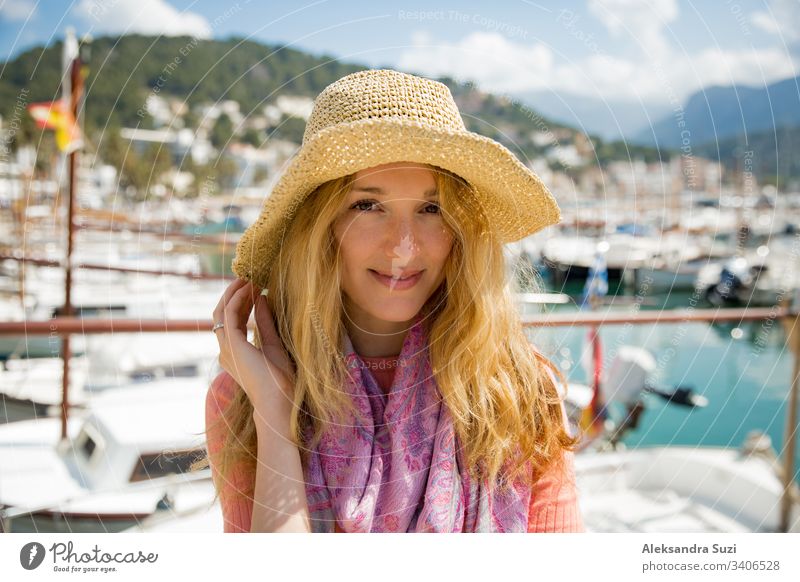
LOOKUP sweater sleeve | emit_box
[205,370,255,533]
[527,448,585,532]
[527,397,586,533]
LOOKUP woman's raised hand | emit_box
[212,278,296,422]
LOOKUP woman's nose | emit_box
[384,217,420,262]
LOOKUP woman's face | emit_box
[332,162,454,329]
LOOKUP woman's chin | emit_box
[361,301,423,323]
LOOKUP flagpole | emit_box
[577,244,608,449]
[59,30,82,442]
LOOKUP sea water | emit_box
[526,287,800,483]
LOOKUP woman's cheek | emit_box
[421,222,454,256]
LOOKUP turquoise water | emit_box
[525,283,800,482]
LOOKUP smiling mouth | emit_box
[369,269,423,280]
[368,269,424,289]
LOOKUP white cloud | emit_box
[751,12,780,35]
[399,30,554,94]
[396,28,796,105]
[588,0,678,58]
[75,0,212,38]
[692,46,797,88]
[0,0,37,21]
[752,0,800,43]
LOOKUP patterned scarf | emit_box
[302,312,532,532]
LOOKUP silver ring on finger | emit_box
[212,322,225,333]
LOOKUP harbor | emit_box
[1,27,800,535]
[2,232,798,532]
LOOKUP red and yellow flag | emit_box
[27,100,82,152]
[579,326,608,440]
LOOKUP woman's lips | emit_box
[369,269,423,290]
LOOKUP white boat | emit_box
[542,233,663,286]
[1,252,224,422]
[1,332,220,423]
[564,344,800,532]
[0,251,225,360]
[0,356,90,422]
[0,378,214,533]
[695,238,800,306]
[0,293,87,360]
[6,264,224,321]
[123,500,224,532]
[635,237,732,292]
[575,437,800,532]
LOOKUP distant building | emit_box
[119,127,212,166]
[263,95,314,126]
[226,141,296,188]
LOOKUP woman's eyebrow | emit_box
[351,186,439,198]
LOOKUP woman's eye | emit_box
[351,199,376,212]
[350,200,441,214]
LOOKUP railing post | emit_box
[780,296,800,532]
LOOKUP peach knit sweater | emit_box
[205,355,585,533]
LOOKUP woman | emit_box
[193,69,584,533]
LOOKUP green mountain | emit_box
[636,76,800,149]
[0,34,662,168]
[0,35,360,130]
[694,125,800,188]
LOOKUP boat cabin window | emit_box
[51,305,127,318]
[75,424,105,465]
[166,364,199,377]
[129,369,157,382]
[83,435,96,458]
[128,364,199,382]
[129,449,202,482]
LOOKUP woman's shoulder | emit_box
[528,343,565,397]
[206,369,238,418]
[205,370,243,459]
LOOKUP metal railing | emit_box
[1,294,798,531]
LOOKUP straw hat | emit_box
[232,68,561,289]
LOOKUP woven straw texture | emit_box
[232,69,561,289]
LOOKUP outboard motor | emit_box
[602,346,707,446]
[602,345,656,407]
[706,256,750,305]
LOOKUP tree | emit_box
[6,110,37,153]
[215,156,240,189]
[182,107,199,130]
[242,127,263,147]
[143,142,173,180]
[270,115,305,144]
[252,166,268,186]
[210,112,235,150]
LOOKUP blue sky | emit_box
[1,0,798,107]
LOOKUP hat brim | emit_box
[233,117,561,288]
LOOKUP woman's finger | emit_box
[252,292,295,384]
[214,278,248,314]
[253,290,279,343]
[220,278,248,311]
[212,278,249,330]
[224,282,258,329]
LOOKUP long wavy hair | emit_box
[191,163,579,505]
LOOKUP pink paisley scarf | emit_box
[302,312,533,532]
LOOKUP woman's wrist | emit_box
[251,405,293,441]
[241,369,294,434]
